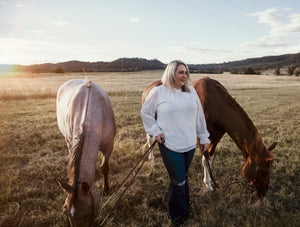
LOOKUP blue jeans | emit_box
[158,143,195,223]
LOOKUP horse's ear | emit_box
[268,142,278,151]
[57,179,73,193]
[80,182,90,193]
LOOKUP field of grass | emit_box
[0,71,299,226]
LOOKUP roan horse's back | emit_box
[57,79,115,144]
[56,79,116,226]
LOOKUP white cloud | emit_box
[129,18,140,23]
[29,30,45,34]
[0,38,114,64]
[250,8,286,27]
[15,3,23,7]
[169,45,231,55]
[287,13,300,33]
[240,41,287,48]
[244,8,300,48]
[167,45,238,64]
[51,21,70,26]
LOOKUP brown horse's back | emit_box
[193,77,257,155]
[141,80,162,105]
[193,77,226,128]
[193,77,229,141]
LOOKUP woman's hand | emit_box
[200,143,209,153]
[155,133,165,144]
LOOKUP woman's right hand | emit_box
[155,133,165,144]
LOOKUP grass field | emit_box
[0,71,299,226]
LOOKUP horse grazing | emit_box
[56,79,116,226]
[194,77,276,197]
[142,78,276,197]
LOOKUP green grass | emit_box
[0,71,299,226]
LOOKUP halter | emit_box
[67,183,96,224]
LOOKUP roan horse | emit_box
[56,79,116,226]
[141,77,276,197]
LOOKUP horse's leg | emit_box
[202,131,224,191]
[100,139,114,195]
[141,133,154,160]
[202,149,215,191]
[147,134,154,160]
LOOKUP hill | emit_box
[18,58,165,73]
[0,53,300,73]
[188,52,300,73]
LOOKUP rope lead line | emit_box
[99,141,157,226]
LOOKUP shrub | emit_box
[244,67,255,75]
[294,69,300,77]
[72,68,86,72]
[287,65,295,76]
[230,68,239,74]
[32,67,42,73]
[50,68,64,73]
[275,68,280,76]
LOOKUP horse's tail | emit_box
[85,80,92,89]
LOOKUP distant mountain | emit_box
[1,53,300,73]
[188,52,300,72]
[19,58,165,73]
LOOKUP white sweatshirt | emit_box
[141,85,210,153]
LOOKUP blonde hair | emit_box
[161,60,191,92]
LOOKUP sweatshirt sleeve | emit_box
[191,87,210,144]
[141,86,163,138]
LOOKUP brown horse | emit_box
[56,79,116,226]
[142,78,276,197]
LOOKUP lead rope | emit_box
[99,141,157,226]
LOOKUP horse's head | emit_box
[58,180,99,227]
[242,142,277,197]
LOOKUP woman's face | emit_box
[174,64,188,89]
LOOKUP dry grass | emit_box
[0,71,299,226]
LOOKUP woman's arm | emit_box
[141,87,163,139]
[191,87,210,145]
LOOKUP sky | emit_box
[1,0,300,65]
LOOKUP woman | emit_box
[141,60,210,225]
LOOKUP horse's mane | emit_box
[251,133,269,157]
[68,131,85,186]
[67,81,91,201]
[206,77,258,135]
[67,130,85,205]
